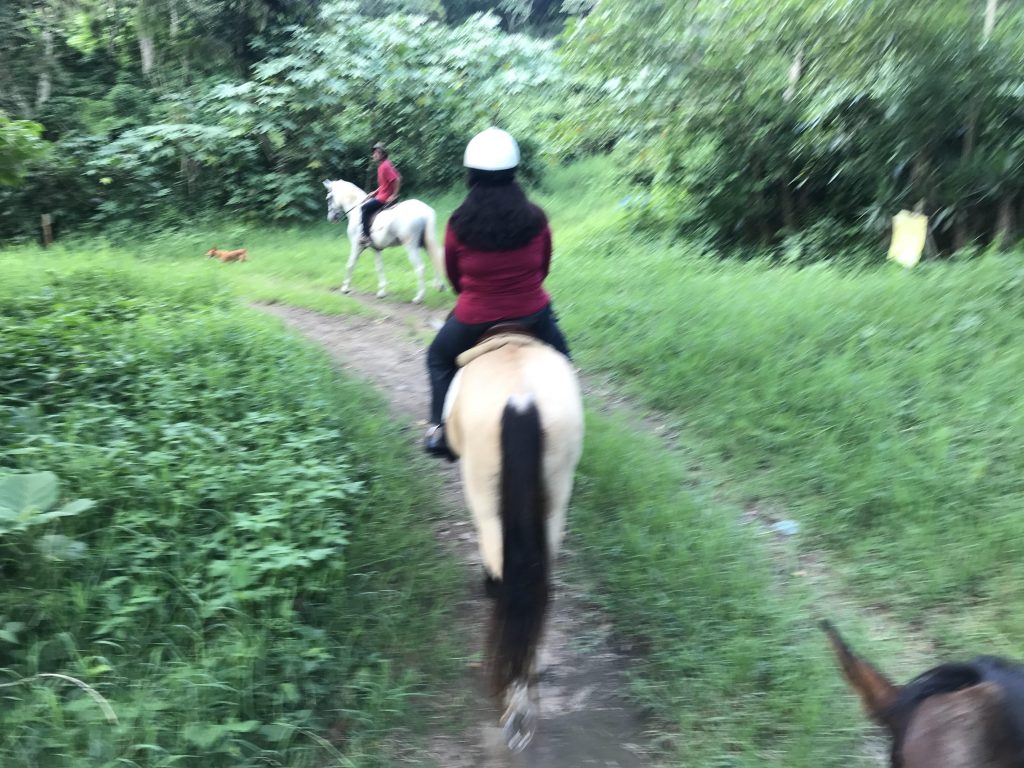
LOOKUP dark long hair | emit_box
[448,169,547,251]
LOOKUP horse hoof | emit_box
[501,708,536,753]
[340,285,351,294]
[412,295,424,305]
[376,290,387,299]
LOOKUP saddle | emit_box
[365,197,400,230]
[456,323,543,368]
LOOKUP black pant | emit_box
[361,198,385,238]
[426,303,571,424]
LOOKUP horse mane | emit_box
[329,179,366,206]
[887,663,985,725]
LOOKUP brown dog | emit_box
[206,248,248,263]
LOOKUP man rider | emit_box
[360,142,401,246]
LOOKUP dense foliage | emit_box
[563,0,1024,255]
[6,0,1024,249]
[0,115,47,186]
[0,0,567,239]
[0,267,460,765]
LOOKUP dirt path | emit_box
[260,290,934,768]
[258,299,655,768]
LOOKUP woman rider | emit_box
[424,127,571,458]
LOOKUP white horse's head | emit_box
[323,179,365,222]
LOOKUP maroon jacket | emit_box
[444,223,552,324]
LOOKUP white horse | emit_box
[323,179,445,303]
[443,328,584,752]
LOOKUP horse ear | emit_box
[821,621,900,725]
[322,179,332,189]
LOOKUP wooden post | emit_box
[41,213,53,247]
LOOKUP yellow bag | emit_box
[888,210,927,268]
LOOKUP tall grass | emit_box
[5,157,1022,765]
[571,413,872,766]
[542,158,1024,652]
[0,260,462,766]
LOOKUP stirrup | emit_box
[423,424,456,462]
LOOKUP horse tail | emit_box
[489,396,549,697]
[422,209,445,285]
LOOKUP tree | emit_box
[0,115,47,186]
[561,0,1024,254]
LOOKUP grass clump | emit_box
[540,160,1024,638]
[571,412,869,767]
[564,247,1024,617]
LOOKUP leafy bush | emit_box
[0,269,459,765]
[0,114,47,186]
[1,6,567,239]
[562,0,1024,256]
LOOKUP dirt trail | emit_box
[259,300,655,768]
[261,290,932,768]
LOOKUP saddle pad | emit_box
[456,333,543,368]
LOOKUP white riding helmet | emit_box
[463,127,520,171]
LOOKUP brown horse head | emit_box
[822,621,1024,767]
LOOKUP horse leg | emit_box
[476,515,503,587]
[422,213,446,292]
[500,673,539,753]
[341,242,362,294]
[544,465,575,559]
[405,243,426,304]
[372,249,387,298]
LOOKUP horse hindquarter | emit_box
[447,343,582,751]
[448,345,583,687]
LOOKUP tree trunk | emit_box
[170,0,179,39]
[35,28,53,113]
[984,0,997,42]
[169,0,189,84]
[995,193,1015,248]
[139,33,156,76]
[784,45,803,102]
[780,183,797,230]
[910,154,931,210]
[953,217,969,251]
[957,104,978,252]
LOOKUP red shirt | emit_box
[375,160,399,202]
[444,224,552,324]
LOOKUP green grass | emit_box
[4,157,1024,764]
[534,157,1024,755]
[570,412,873,766]
[0,263,463,766]
[549,192,1024,641]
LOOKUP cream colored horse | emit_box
[323,179,445,303]
[443,331,584,752]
